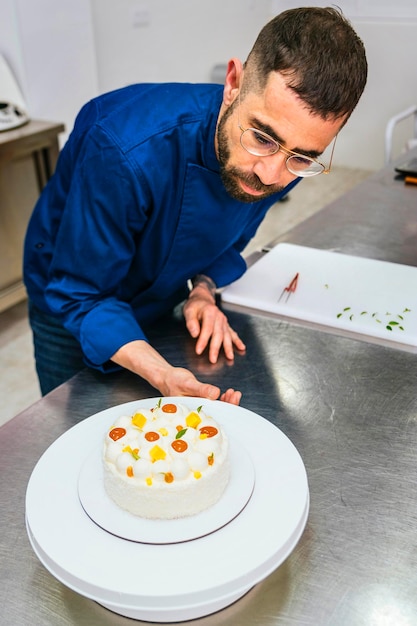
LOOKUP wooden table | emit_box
[0,119,64,311]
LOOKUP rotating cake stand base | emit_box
[26,397,309,622]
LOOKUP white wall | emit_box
[350,19,417,167]
[90,0,269,90]
[0,0,99,144]
[1,0,416,169]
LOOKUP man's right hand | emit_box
[111,340,242,405]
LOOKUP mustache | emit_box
[230,167,284,195]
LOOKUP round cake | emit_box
[103,400,230,519]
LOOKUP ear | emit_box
[223,58,244,106]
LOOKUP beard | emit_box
[216,104,285,203]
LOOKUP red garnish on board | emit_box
[278,272,299,302]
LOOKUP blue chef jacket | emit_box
[23,83,299,371]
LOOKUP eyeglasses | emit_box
[237,95,337,177]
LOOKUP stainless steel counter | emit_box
[1,154,417,625]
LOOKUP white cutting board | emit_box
[222,243,417,349]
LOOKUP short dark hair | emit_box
[243,6,367,120]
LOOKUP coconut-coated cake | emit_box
[103,400,230,519]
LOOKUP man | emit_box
[23,7,367,404]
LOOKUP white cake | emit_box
[103,400,230,519]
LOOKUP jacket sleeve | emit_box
[44,125,151,370]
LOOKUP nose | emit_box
[253,151,295,186]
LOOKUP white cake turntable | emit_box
[26,397,309,622]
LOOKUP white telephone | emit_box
[0,54,30,131]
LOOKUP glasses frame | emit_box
[237,92,337,177]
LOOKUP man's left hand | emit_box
[183,277,246,363]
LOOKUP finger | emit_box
[208,320,244,364]
[194,308,218,355]
[183,304,201,339]
[200,383,222,401]
[220,389,242,405]
[185,380,221,401]
[194,309,246,361]
[231,331,246,352]
[180,370,221,400]
[209,322,233,363]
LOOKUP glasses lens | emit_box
[286,154,324,177]
[240,127,326,177]
[240,129,278,156]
